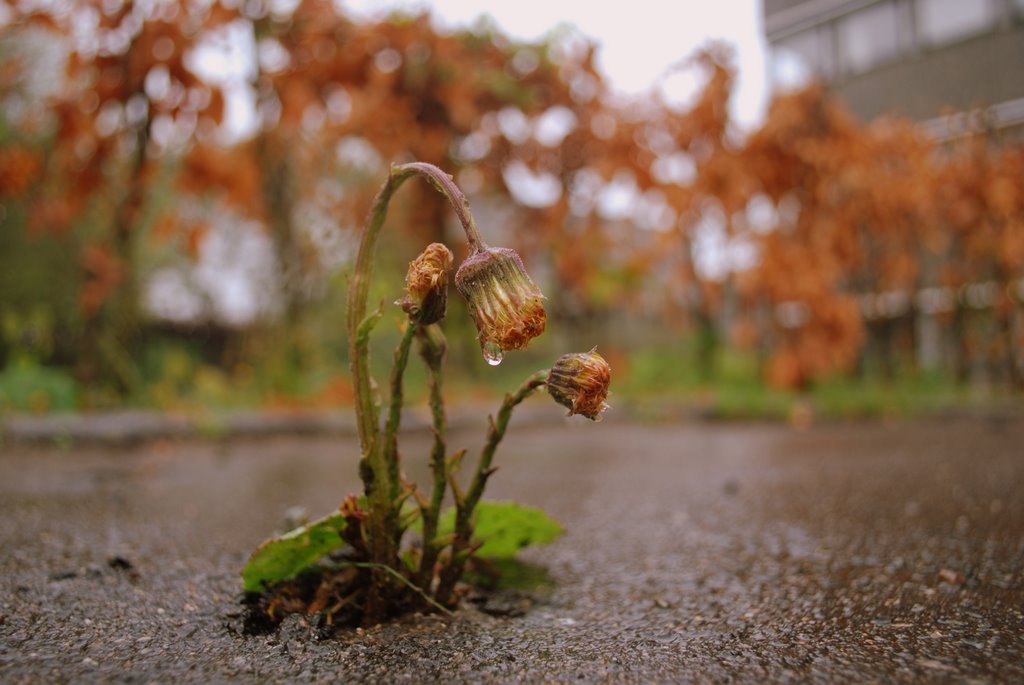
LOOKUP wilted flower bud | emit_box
[546,349,611,421]
[399,243,453,325]
[454,247,546,361]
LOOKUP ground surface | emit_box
[1,413,1022,683]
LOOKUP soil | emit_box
[1,412,1022,683]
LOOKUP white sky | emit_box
[166,0,773,322]
[342,0,770,129]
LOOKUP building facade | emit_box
[763,0,1024,138]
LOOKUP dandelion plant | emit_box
[242,162,610,627]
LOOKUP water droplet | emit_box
[482,341,504,366]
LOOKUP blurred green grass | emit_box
[0,359,79,412]
[613,343,992,422]
[0,331,1012,421]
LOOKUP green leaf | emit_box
[438,501,564,559]
[241,511,348,593]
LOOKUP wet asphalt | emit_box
[1,411,1022,683]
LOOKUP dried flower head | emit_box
[546,349,611,420]
[454,247,546,355]
[399,242,453,325]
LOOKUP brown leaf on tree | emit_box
[80,244,125,317]
[0,145,43,197]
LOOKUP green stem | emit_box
[384,321,419,532]
[346,162,489,622]
[346,562,454,617]
[435,369,550,605]
[415,324,449,591]
[348,172,410,616]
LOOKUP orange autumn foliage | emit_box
[1,2,1021,393]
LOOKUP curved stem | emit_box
[435,369,550,605]
[348,169,414,463]
[346,162,489,621]
[347,162,488,464]
[348,169,416,611]
[393,162,488,254]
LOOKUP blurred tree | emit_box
[2,1,1021,405]
[1,0,229,400]
[179,1,625,376]
[937,135,1024,389]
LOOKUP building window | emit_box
[837,1,901,75]
[771,26,832,89]
[916,0,995,46]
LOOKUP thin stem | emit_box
[465,370,549,521]
[384,321,420,527]
[435,369,550,605]
[348,168,414,460]
[345,562,454,617]
[348,168,418,618]
[346,162,491,622]
[392,162,487,254]
[415,324,449,591]
[348,163,490,496]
